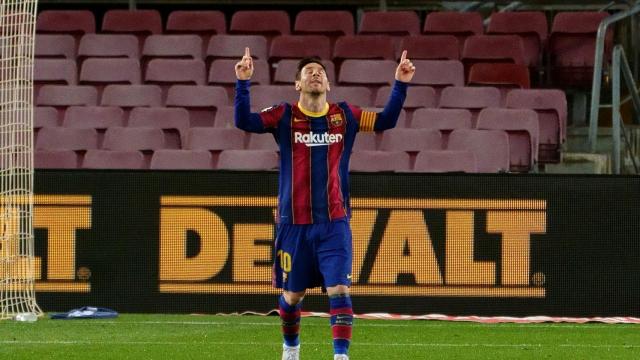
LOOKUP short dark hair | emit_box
[295,56,326,80]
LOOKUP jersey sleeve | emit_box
[234,80,282,133]
[348,104,378,132]
[348,80,407,132]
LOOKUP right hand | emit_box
[235,47,254,80]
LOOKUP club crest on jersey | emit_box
[294,131,343,147]
[330,113,343,127]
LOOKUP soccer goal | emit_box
[0,0,41,320]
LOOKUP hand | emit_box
[395,50,415,83]
[235,47,254,80]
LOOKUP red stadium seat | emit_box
[36,10,95,35]
[142,35,202,61]
[217,150,279,170]
[487,12,548,68]
[468,63,531,90]
[82,150,146,169]
[375,86,437,109]
[166,10,226,36]
[476,108,539,172]
[186,127,246,151]
[145,59,206,86]
[35,107,59,129]
[209,59,270,86]
[411,108,473,148]
[273,59,336,84]
[229,11,290,39]
[37,85,98,107]
[36,127,99,151]
[411,60,464,99]
[349,151,410,172]
[438,86,501,125]
[380,128,442,152]
[326,86,372,107]
[506,89,567,163]
[333,35,396,62]
[359,11,420,36]
[250,85,299,111]
[63,106,125,129]
[413,150,477,173]
[206,35,268,61]
[80,58,141,85]
[77,34,139,63]
[102,127,165,151]
[338,60,397,88]
[247,133,279,151]
[34,59,77,85]
[352,132,378,151]
[34,150,78,169]
[461,35,526,80]
[423,12,484,52]
[447,129,510,173]
[549,12,612,87]
[166,85,230,127]
[399,35,459,60]
[101,10,162,36]
[100,85,163,108]
[35,34,76,59]
[269,35,332,61]
[294,11,354,37]
[150,149,214,170]
[128,107,190,149]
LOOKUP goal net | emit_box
[0,0,41,320]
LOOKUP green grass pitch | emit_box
[0,314,638,359]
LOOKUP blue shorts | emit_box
[273,219,352,292]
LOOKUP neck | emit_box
[298,92,328,115]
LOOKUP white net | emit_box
[0,0,41,320]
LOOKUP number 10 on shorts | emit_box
[277,250,292,272]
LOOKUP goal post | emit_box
[0,0,41,320]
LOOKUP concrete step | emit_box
[543,152,611,174]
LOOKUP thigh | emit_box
[314,220,353,288]
[273,224,319,292]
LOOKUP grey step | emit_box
[543,152,611,174]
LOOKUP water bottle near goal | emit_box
[14,313,38,322]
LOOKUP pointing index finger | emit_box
[245,47,251,58]
[400,50,407,63]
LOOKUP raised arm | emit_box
[373,50,416,131]
[234,47,275,133]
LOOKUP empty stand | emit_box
[399,35,459,60]
[186,127,246,151]
[352,132,377,151]
[327,86,372,107]
[447,129,510,173]
[34,106,59,129]
[269,35,332,61]
[247,133,279,151]
[34,150,78,169]
[438,86,501,125]
[338,60,396,88]
[145,59,206,86]
[102,127,165,151]
[101,10,162,36]
[166,10,226,38]
[82,150,146,169]
[35,34,76,59]
[100,85,163,108]
[332,35,395,62]
[410,60,464,98]
[273,59,336,84]
[379,128,442,152]
[229,11,290,38]
[36,10,95,36]
[150,149,213,170]
[77,34,139,62]
[142,35,202,62]
[294,11,354,37]
[468,63,531,90]
[250,85,299,111]
[36,127,98,151]
[213,106,236,129]
[411,108,473,147]
[349,151,410,172]
[413,150,477,173]
[166,85,229,127]
[206,35,268,61]
[423,12,484,51]
[128,107,190,149]
[63,106,125,129]
[476,108,539,172]
[461,35,526,78]
[217,150,279,170]
[79,58,141,85]
[359,11,420,36]
[37,85,98,107]
[34,59,77,85]
[487,11,548,68]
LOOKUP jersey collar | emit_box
[297,102,329,117]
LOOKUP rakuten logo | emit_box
[294,132,343,147]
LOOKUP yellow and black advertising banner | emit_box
[34,170,640,316]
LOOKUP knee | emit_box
[326,285,350,297]
[283,291,305,305]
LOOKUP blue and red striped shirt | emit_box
[235,79,407,224]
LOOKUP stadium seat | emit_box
[100,85,163,108]
[506,89,567,163]
[36,10,95,36]
[476,108,539,172]
[399,35,459,60]
[128,107,190,149]
[166,10,226,45]
[34,150,78,169]
[102,127,165,151]
[359,11,420,36]
[438,86,502,125]
[36,127,98,151]
[229,11,291,38]
[411,108,473,148]
[209,59,270,87]
[35,106,59,129]
[217,150,279,170]
[487,11,548,68]
[142,35,202,62]
[273,59,336,84]
[186,127,246,151]
[213,106,236,129]
[352,132,378,151]
[150,149,214,170]
[37,85,98,107]
[461,35,527,79]
[82,150,146,169]
[333,35,396,62]
[413,150,477,173]
[34,59,77,85]
[79,58,141,85]
[327,86,373,107]
[338,60,397,88]
[349,151,410,172]
[77,34,139,63]
[206,35,268,62]
[101,10,162,37]
[410,60,464,99]
[166,85,230,127]
[294,11,354,39]
[250,85,299,111]
[423,12,484,52]
[447,129,510,173]
[468,63,531,90]
[379,128,442,152]
[145,59,206,86]
[63,106,125,129]
[35,34,76,59]
[247,133,279,151]
[269,35,332,61]
[549,12,612,87]
[375,86,437,110]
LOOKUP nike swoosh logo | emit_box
[293,118,308,122]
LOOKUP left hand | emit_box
[395,50,416,82]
